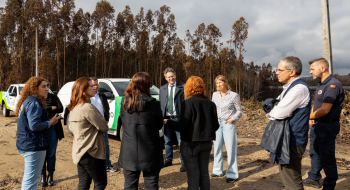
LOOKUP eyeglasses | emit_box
[277,69,291,72]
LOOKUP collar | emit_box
[94,92,100,98]
[319,75,333,85]
[168,81,177,87]
[282,77,301,90]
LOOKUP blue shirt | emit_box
[314,75,345,120]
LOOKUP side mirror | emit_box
[53,91,58,95]
[104,92,115,100]
[9,92,17,96]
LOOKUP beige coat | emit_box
[68,103,109,164]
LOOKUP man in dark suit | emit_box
[90,77,118,172]
[159,68,186,172]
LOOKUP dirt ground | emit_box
[1,108,350,190]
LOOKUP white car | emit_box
[1,84,25,116]
[57,78,162,140]
[1,84,56,117]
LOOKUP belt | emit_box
[167,115,176,119]
[317,118,339,123]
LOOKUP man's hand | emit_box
[50,114,62,126]
[309,119,315,126]
[163,119,168,125]
[51,106,57,110]
[225,119,234,124]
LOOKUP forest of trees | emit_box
[3,0,348,101]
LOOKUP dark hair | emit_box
[68,77,92,111]
[123,72,151,114]
[282,56,302,76]
[15,77,48,116]
[89,77,98,81]
[308,58,329,70]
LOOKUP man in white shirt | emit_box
[90,77,118,173]
[159,68,186,172]
[266,56,311,190]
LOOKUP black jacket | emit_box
[118,96,164,172]
[98,92,110,122]
[46,93,64,140]
[159,82,184,118]
[167,95,219,142]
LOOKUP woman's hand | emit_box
[51,106,57,110]
[225,119,234,124]
[50,114,62,126]
[163,119,168,125]
[309,119,315,126]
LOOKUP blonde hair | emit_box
[214,75,231,91]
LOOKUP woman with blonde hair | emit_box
[164,76,219,190]
[68,77,109,190]
[15,77,61,190]
[211,75,242,183]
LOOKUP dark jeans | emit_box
[42,128,58,172]
[279,146,306,190]
[77,153,107,190]
[164,117,182,163]
[308,121,340,190]
[104,132,112,167]
[180,141,212,190]
[123,169,160,190]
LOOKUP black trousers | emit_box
[308,122,340,189]
[77,153,107,190]
[123,169,160,190]
[181,141,212,190]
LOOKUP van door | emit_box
[98,82,116,129]
[8,86,18,111]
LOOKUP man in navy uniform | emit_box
[159,67,186,172]
[303,58,345,190]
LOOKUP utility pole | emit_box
[35,27,38,76]
[321,0,333,74]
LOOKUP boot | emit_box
[40,172,48,187]
[47,172,54,186]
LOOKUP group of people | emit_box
[14,56,344,190]
[265,57,344,190]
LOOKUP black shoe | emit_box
[211,173,224,178]
[226,178,237,183]
[180,165,186,172]
[107,166,118,172]
[47,172,54,186]
[302,178,322,188]
[40,172,48,187]
[164,160,172,167]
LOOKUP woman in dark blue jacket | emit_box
[15,77,61,190]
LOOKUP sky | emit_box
[1,0,349,77]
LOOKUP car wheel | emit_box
[66,114,73,135]
[119,125,123,141]
[2,105,10,117]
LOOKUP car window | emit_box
[19,87,23,94]
[112,81,159,96]
[99,82,113,93]
[8,86,14,93]
[12,87,18,95]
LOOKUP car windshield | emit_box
[112,81,159,96]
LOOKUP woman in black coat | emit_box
[164,76,219,190]
[40,91,65,186]
[118,72,163,190]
